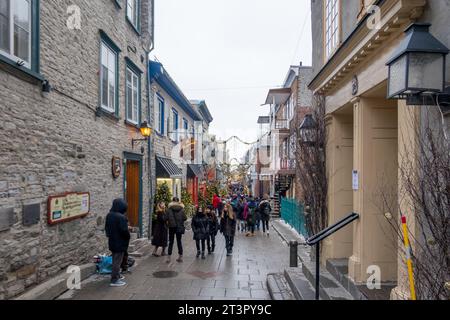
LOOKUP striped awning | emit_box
[156,156,183,178]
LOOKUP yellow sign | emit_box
[47,192,90,225]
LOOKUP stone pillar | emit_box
[349,97,398,284]
[390,100,420,300]
[323,112,354,262]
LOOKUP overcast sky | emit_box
[152,0,312,160]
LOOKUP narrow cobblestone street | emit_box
[58,222,288,300]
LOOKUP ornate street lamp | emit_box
[132,121,153,153]
[298,114,317,146]
[386,23,450,105]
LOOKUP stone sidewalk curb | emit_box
[15,264,96,300]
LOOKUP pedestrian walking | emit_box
[259,194,272,236]
[166,197,187,263]
[206,205,219,254]
[245,197,257,237]
[220,203,237,256]
[105,198,131,287]
[255,198,262,232]
[238,198,247,233]
[192,206,210,259]
[213,194,221,217]
[152,202,168,257]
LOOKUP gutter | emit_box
[308,0,386,90]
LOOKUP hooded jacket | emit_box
[192,212,210,240]
[259,200,272,220]
[166,202,187,230]
[105,199,131,253]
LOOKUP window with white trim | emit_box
[0,0,31,67]
[126,0,139,30]
[100,42,118,112]
[324,0,340,60]
[156,96,164,134]
[172,108,179,142]
[126,67,139,124]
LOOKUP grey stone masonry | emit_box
[0,0,154,299]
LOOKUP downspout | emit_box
[146,0,155,240]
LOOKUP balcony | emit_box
[274,119,290,138]
[279,158,296,176]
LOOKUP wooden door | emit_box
[126,160,140,228]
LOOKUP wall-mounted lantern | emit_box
[298,114,317,146]
[386,23,450,106]
[132,121,152,154]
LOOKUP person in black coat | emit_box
[105,198,130,287]
[206,206,219,254]
[192,207,210,259]
[165,198,187,263]
[220,203,237,256]
[152,202,168,257]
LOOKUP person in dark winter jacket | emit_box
[206,206,219,254]
[245,197,258,237]
[259,194,272,236]
[192,207,210,259]
[220,203,237,256]
[166,198,187,263]
[152,202,168,257]
[105,198,131,287]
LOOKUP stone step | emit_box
[300,258,354,300]
[129,242,153,258]
[128,238,149,253]
[266,273,295,300]
[284,268,316,300]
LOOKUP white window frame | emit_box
[126,0,139,30]
[100,42,118,113]
[156,95,164,134]
[172,108,179,142]
[0,0,32,68]
[126,67,140,125]
[324,0,340,60]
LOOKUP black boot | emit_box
[208,247,212,255]
[201,252,206,259]
[196,251,201,258]
[212,245,215,253]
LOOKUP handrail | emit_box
[306,212,360,246]
[305,212,359,300]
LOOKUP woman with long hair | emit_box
[220,203,237,256]
[152,202,168,257]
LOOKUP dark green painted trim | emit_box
[0,0,41,80]
[99,30,121,117]
[125,58,142,125]
[125,0,141,35]
[32,0,40,74]
[125,57,143,74]
[123,152,144,237]
[0,55,44,82]
[113,0,122,9]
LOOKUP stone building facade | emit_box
[0,0,154,299]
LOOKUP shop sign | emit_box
[47,192,90,225]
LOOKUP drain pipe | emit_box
[146,2,156,240]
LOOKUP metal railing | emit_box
[306,212,360,300]
[281,198,308,237]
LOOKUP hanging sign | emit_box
[112,156,122,179]
[47,192,90,225]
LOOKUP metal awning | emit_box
[156,156,183,178]
[257,116,270,124]
[263,88,291,105]
[187,164,204,179]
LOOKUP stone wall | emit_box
[0,0,153,299]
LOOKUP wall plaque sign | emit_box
[47,192,90,225]
[112,156,122,179]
